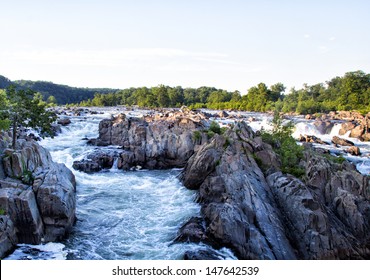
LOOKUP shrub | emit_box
[192,130,202,142]
[209,121,221,134]
[261,111,304,178]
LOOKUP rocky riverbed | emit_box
[70,107,369,259]
[1,107,369,259]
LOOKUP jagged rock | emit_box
[349,125,364,139]
[183,250,224,260]
[332,136,354,146]
[0,188,44,244]
[267,170,370,259]
[72,160,101,173]
[0,138,76,251]
[314,120,334,134]
[304,152,370,257]
[339,122,356,136]
[174,217,208,243]
[179,121,370,259]
[84,109,208,171]
[57,118,71,126]
[0,215,18,259]
[346,146,361,156]
[298,134,328,145]
[218,111,229,118]
[35,163,76,241]
[180,125,297,260]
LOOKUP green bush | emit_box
[192,130,202,142]
[209,121,221,134]
[261,111,304,178]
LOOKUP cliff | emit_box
[0,132,76,258]
[179,121,370,259]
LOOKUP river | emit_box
[5,108,370,259]
[6,109,235,260]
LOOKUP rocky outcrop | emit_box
[76,109,209,171]
[180,122,296,259]
[0,215,18,258]
[179,121,370,259]
[0,138,76,258]
[314,120,334,134]
[298,134,329,145]
[332,136,354,146]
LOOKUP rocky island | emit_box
[70,107,370,260]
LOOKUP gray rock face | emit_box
[180,121,370,259]
[0,215,18,258]
[180,123,296,260]
[0,138,76,257]
[78,110,208,171]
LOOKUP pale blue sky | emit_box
[0,0,369,92]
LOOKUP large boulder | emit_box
[0,138,76,254]
[332,136,354,146]
[82,110,209,171]
[314,120,334,134]
[0,215,18,259]
[180,123,296,260]
[179,121,370,259]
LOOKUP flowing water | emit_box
[6,109,370,260]
[7,110,235,260]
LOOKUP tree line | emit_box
[2,70,370,114]
[75,70,370,114]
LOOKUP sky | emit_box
[0,0,369,93]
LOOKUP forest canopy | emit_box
[1,70,369,114]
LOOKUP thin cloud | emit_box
[0,48,230,67]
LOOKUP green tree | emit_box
[46,95,57,106]
[0,89,11,130]
[4,86,57,148]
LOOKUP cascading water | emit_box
[291,119,370,175]
[6,110,235,260]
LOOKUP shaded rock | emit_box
[86,109,209,171]
[72,160,101,173]
[346,146,361,156]
[0,215,18,259]
[174,217,208,243]
[218,111,229,118]
[314,120,334,134]
[349,125,364,139]
[184,250,224,260]
[35,164,76,242]
[332,136,354,146]
[180,124,297,260]
[57,118,71,126]
[180,121,370,259]
[0,139,76,251]
[339,122,356,136]
[298,134,328,145]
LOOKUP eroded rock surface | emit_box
[0,138,76,258]
[179,121,370,259]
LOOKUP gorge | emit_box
[1,107,369,260]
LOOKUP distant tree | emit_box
[47,95,57,106]
[153,85,170,108]
[0,89,11,130]
[4,86,57,148]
